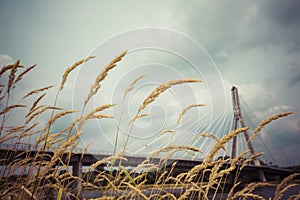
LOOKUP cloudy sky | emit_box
[1,0,299,166]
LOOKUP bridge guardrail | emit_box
[0,143,38,151]
[0,143,203,161]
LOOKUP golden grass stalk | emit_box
[0,60,22,76]
[240,152,264,170]
[137,79,202,113]
[7,65,17,92]
[114,74,145,154]
[155,170,169,185]
[158,104,205,139]
[14,64,37,84]
[20,185,38,200]
[125,79,201,149]
[0,104,26,115]
[89,151,127,170]
[95,173,118,190]
[92,104,116,113]
[248,112,293,143]
[115,77,147,155]
[124,182,148,200]
[176,104,205,125]
[159,149,178,162]
[23,85,55,99]
[208,151,249,188]
[26,105,46,118]
[149,144,202,158]
[3,58,298,199]
[159,129,174,135]
[47,109,78,126]
[157,160,178,191]
[288,193,300,200]
[238,193,265,200]
[90,197,114,200]
[43,131,83,173]
[47,136,65,146]
[204,127,249,163]
[185,161,212,182]
[236,182,275,196]
[204,160,226,196]
[128,113,149,125]
[25,106,62,124]
[274,173,300,200]
[5,125,25,133]
[93,114,114,119]
[196,132,225,151]
[29,92,47,111]
[65,104,115,131]
[0,134,19,143]
[123,74,146,99]
[227,182,242,199]
[21,122,38,135]
[84,50,127,106]
[59,56,95,91]
[196,132,218,141]
[178,185,197,200]
[114,75,146,154]
[75,104,115,130]
[161,193,177,200]
[131,160,158,173]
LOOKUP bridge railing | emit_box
[0,143,38,151]
[0,143,202,161]
[72,148,113,155]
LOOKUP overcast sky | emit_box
[1,0,299,166]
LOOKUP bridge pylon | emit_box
[231,86,266,182]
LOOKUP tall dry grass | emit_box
[0,52,298,200]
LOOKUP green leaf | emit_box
[57,187,63,200]
[120,166,136,186]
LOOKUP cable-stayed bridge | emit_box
[0,86,296,189]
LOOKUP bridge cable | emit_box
[239,96,295,166]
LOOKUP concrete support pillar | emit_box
[72,161,82,196]
[257,169,267,182]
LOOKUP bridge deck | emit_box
[0,147,294,177]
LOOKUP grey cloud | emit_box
[1,0,299,166]
[170,0,300,165]
[287,66,300,87]
[262,0,300,28]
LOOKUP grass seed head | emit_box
[84,50,127,106]
[59,56,95,91]
[138,79,201,113]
